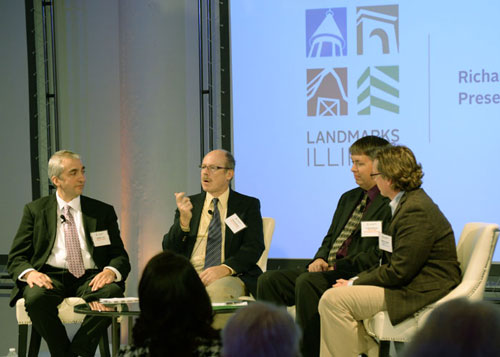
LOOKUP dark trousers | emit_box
[23,266,124,357]
[257,268,356,357]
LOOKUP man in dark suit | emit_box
[319,145,461,356]
[257,135,392,357]
[162,149,264,301]
[7,150,130,357]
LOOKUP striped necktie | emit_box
[63,206,86,278]
[328,193,368,265]
[204,198,222,268]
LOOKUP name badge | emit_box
[361,221,382,237]
[378,233,393,253]
[225,214,247,234]
[90,230,111,247]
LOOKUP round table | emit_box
[74,301,139,356]
[74,300,248,356]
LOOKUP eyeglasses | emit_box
[370,173,382,177]
[199,164,230,173]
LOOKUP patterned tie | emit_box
[205,198,222,268]
[63,206,85,278]
[328,193,369,265]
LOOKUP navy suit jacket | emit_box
[313,187,392,274]
[162,190,265,296]
[7,194,131,307]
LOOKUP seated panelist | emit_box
[257,135,392,357]
[318,145,461,357]
[7,150,130,357]
[162,149,265,302]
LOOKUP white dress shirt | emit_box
[18,192,121,281]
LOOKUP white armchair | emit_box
[257,217,276,273]
[362,222,500,356]
[238,217,275,301]
[16,297,110,357]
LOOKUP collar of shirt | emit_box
[366,185,380,204]
[56,192,81,214]
[389,191,405,216]
[205,187,230,212]
[49,193,98,270]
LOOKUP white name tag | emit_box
[225,214,247,234]
[90,230,111,247]
[361,221,382,237]
[379,233,393,253]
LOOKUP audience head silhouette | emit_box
[402,298,500,357]
[222,301,301,357]
[130,250,220,356]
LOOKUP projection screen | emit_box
[230,1,500,259]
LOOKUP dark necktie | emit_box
[328,193,368,265]
[63,206,85,278]
[205,198,222,268]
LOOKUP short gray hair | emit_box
[48,150,81,179]
[221,149,236,170]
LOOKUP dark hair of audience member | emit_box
[132,250,218,356]
[402,298,500,357]
[222,301,301,357]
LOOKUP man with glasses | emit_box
[318,145,460,356]
[257,136,392,357]
[162,149,265,302]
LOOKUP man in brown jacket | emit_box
[318,145,461,357]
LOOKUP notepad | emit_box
[212,301,248,307]
[99,297,139,304]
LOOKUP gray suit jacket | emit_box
[355,189,461,324]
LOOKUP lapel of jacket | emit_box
[81,196,97,255]
[339,188,364,237]
[190,192,206,237]
[363,193,387,220]
[390,191,408,228]
[383,191,409,263]
[334,188,364,235]
[224,190,237,258]
[43,195,58,251]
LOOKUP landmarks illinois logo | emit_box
[306,8,348,117]
[306,8,347,58]
[307,68,348,116]
[305,5,399,117]
[356,5,399,55]
[357,65,399,115]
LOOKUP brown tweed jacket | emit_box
[355,188,461,324]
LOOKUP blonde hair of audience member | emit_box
[222,301,301,357]
[402,298,500,357]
